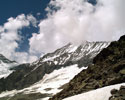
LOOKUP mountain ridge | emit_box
[0,41,110,93]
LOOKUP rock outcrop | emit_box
[109,86,125,100]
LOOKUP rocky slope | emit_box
[0,41,109,93]
[49,35,125,100]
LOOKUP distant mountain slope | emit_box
[49,35,125,100]
[0,54,17,79]
[0,64,85,100]
[0,41,109,93]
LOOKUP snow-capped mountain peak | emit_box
[32,41,110,67]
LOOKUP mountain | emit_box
[0,54,17,79]
[36,41,110,67]
[88,0,97,5]
[49,35,125,100]
[0,41,109,98]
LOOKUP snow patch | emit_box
[43,55,60,62]
[0,64,86,99]
[23,64,85,95]
[63,83,125,100]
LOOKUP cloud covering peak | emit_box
[29,0,125,54]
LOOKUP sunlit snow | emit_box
[63,83,125,100]
[0,64,86,99]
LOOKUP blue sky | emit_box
[0,0,50,52]
[0,0,50,24]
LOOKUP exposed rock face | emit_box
[109,86,125,100]
[0,42,109,93]
[49,35,125,100]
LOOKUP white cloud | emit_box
[0,14,38,63]
[0,0,124,63]
[29,0,125,54]
[12,52,38,63]
[4,15,29,30]
[27,14,38,27]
